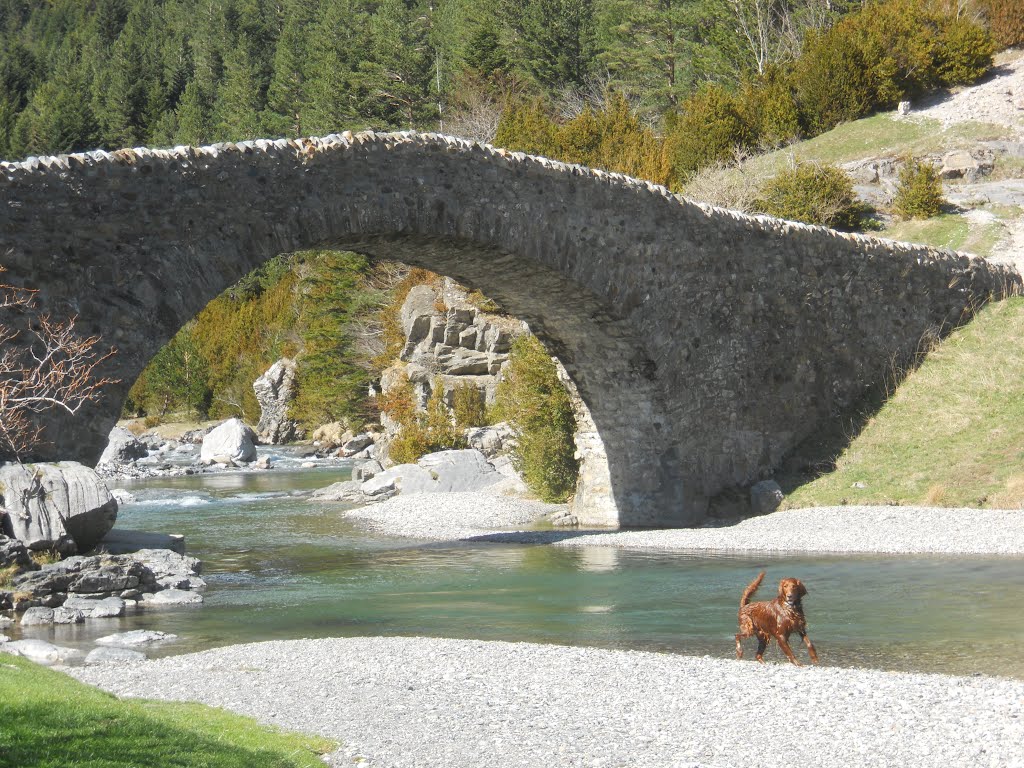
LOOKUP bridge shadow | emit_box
[461,529,628,545]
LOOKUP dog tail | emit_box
[740,571,766,608]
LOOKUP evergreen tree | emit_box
[361,0,436,127]
[262,1,312,137]
[11,46,98,156]
[302,0,371,134]
[175,79,213,145]
[212,34,264,141]
[500,0,595,91]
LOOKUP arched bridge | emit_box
[0,132,1018,527]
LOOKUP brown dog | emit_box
[735,571,818,666]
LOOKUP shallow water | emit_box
[14,457,1024,678]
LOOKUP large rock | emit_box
[750,479,784,515]
[84,646,147,665]
[200,418,258,464]
[401,285,439,344]
[361,450,502,496]
[0,535,34,570]
[13,553,153,597]
[95,629,177,646]
[132,548,204,590]
[98,426,149,465]
[0,462,117,554]
[466,423,514,458]
[1,638,82,664]
[253,358,299,444]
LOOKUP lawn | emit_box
[0,654,335,768]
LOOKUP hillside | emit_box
[768,50,1024,510]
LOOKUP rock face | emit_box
[0,462,117,554]
[381,280,518,421]
[98,426,149,465]
[253,358,299,444]
[200,418,258,464]
[0,535,34,570]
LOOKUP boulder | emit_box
[53,607,84,624]
[0,535,34,570]
[435,347,492,375]
[142,588,203,606]
[95,629,177,646]
[466,423,514,458]
[20,606,54,625]
[361,464,434,496]
[353,460,384,482]
[750,479,784,515]
[97,529,186,555]
[939,150,993,182]
[98,426,149,465]
[311,480,376,503]
[200,418,258,464]
[13,554,152,597]
[84,646,147,665]
[132,548,205,591]
[253,358,299,444]
[339,433,374,457]
[311,422,349,448]
[0,462,117,554]
[1,639,82,664]
[401,284,439,345]
[415,449,502,493]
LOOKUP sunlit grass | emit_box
[0,655,336,768]
[786,297,1024,510]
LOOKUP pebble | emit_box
[69,636,1024,768]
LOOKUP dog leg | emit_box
[776,634,802,666]
[735,633,745,659]
[800,631,818,664]
[754,634,768,663]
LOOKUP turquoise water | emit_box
[19,462,1024,678]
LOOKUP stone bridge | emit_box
[1,132,1018,527]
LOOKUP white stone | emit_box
[200,418,258,463]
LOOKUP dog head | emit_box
[778,577,807,606]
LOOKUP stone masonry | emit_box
[0,132,1019,526]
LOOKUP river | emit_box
[15,450,1024,679]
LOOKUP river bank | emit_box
[69,634,1024,768]
[342,492,1024,555]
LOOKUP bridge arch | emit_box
[0,132,1016,526]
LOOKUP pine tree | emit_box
[212,35,265,141]
[361,0,436,127]
[302,0,372,134]
[262,2,312,137]
[500,0,596,92]
[175,79,213,146]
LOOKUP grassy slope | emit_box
[786,297,1024,510]
[0,655,335,768]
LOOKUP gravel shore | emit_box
[69,635,1024,768]
[342,492,1024,555]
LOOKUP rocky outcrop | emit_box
[382,280,519,417]
[253,358,299,444]
[0,462,117,554]
[200,418,258,464]
[98,426,149,465]
[9,548,204,620]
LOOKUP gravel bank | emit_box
[342,492,1024,555]
[344,491,567,539]
[69,635,1024,768]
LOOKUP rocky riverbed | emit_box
[69,634,1024,768]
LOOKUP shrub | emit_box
[893,159,946,220]
[665,84,752,184]
[381,373,466,464]
[452,383,488,429]
[739,69,801,149]
[981,0,1024,48]
[494,336,578,502]
[792,27,874,134]
[757,163,868,230]
[935,18,995,85]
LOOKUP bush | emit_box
[494,336,578,502]
[935,18,995,85]
[665,84,752,185]
[893,159,946,220]
[452,383,488,429]
[757,163,868,230]
[381,373,466,465]
[792,27,874,134]
[981,0,1024,48]
[739,68,801,149]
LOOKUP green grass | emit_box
[785,297,1024,510]
[878,213,1008,257]
[0,655,335,768]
